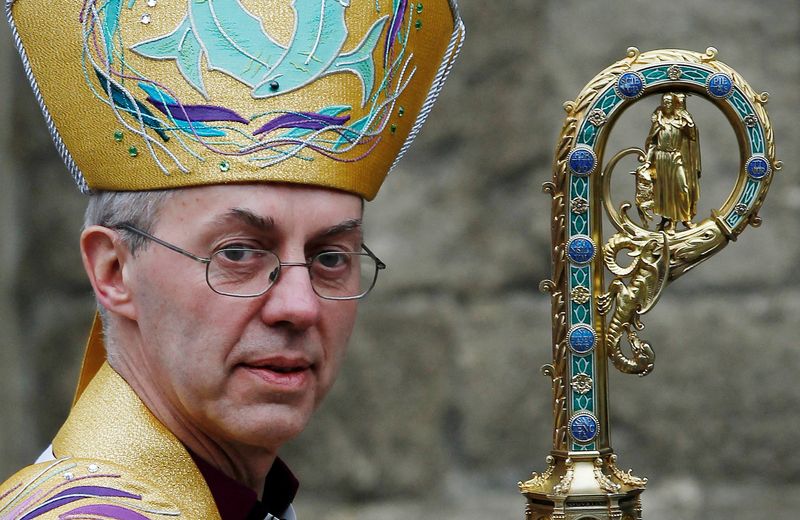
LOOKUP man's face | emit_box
[125,183,362,452]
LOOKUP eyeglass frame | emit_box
[113,223,386,301]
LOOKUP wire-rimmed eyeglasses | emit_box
[115,223,386,300]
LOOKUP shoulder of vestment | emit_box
[0,456,185,519]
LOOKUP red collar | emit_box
[189,451,299,520]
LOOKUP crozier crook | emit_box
[519,47,781,520]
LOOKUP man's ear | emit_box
[80,225,137,320]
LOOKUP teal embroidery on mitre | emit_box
[333,112,371,149]
[82,0,415,174]
[101,0,124,64]
[130,15,212,97]
[94,69,171,142]
[131,0,388,107]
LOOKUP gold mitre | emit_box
[7,0,464,200]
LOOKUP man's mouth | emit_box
[242,357,313,388]
[265,365,305,374]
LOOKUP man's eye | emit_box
[315,252,349,270]
[217,247,257,262]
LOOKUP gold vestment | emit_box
[0,363,220,519]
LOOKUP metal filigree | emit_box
[570,286,591,304]
[571,196,589,214]
[588,108,608,127]
[544,117,570,452]
[594,458,621,493]
[608,455,648,489]
[667,64,683,80]
[570,373,593,394]
[518,456,556,493]
[552,458,574,495]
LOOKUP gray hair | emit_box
[84,190,173,255]
[84,190,173,360]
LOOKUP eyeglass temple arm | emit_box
[116,224,211,264]
[361,243,386,270]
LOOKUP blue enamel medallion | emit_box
[745,155,770,180]
[567,235,595,264]
[616,71,644,99]
[569,412,598,443]
[568,147,596,176]
[707,73,733,98]
[569,325,596,353]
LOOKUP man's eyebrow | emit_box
[212,211,360,239]
[214,208,275,231]
[317,218,363,240]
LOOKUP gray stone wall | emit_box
[1,1,799,518]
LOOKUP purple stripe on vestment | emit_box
[147,98,249,124]
[0,481,22,502]
[20,485,141,520]
[51,486,141,501]
[61,504,151,520]
[253,112,351,136]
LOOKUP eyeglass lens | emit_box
[207,248,378,299]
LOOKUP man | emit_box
[0,0,464,518]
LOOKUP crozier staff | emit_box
[1,1,464,518]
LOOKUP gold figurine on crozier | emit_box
[635,92,701,232]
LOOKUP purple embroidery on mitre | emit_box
[146,98,249,124]
[20,486,141,520]
[61,504,151,520]
[384,0,408,66]
[253,112,351,136]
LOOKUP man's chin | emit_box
[215,401,316,449]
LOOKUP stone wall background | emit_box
[1,1,799,518]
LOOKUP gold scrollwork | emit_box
[540,279,556,294]
[547,102,573,451]
[608,455,648,489]
[519,455,556,493]
[552,458,575,495]
[701,46,718,62]
[594,458,622,493]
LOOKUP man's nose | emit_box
[260,262,321,329]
